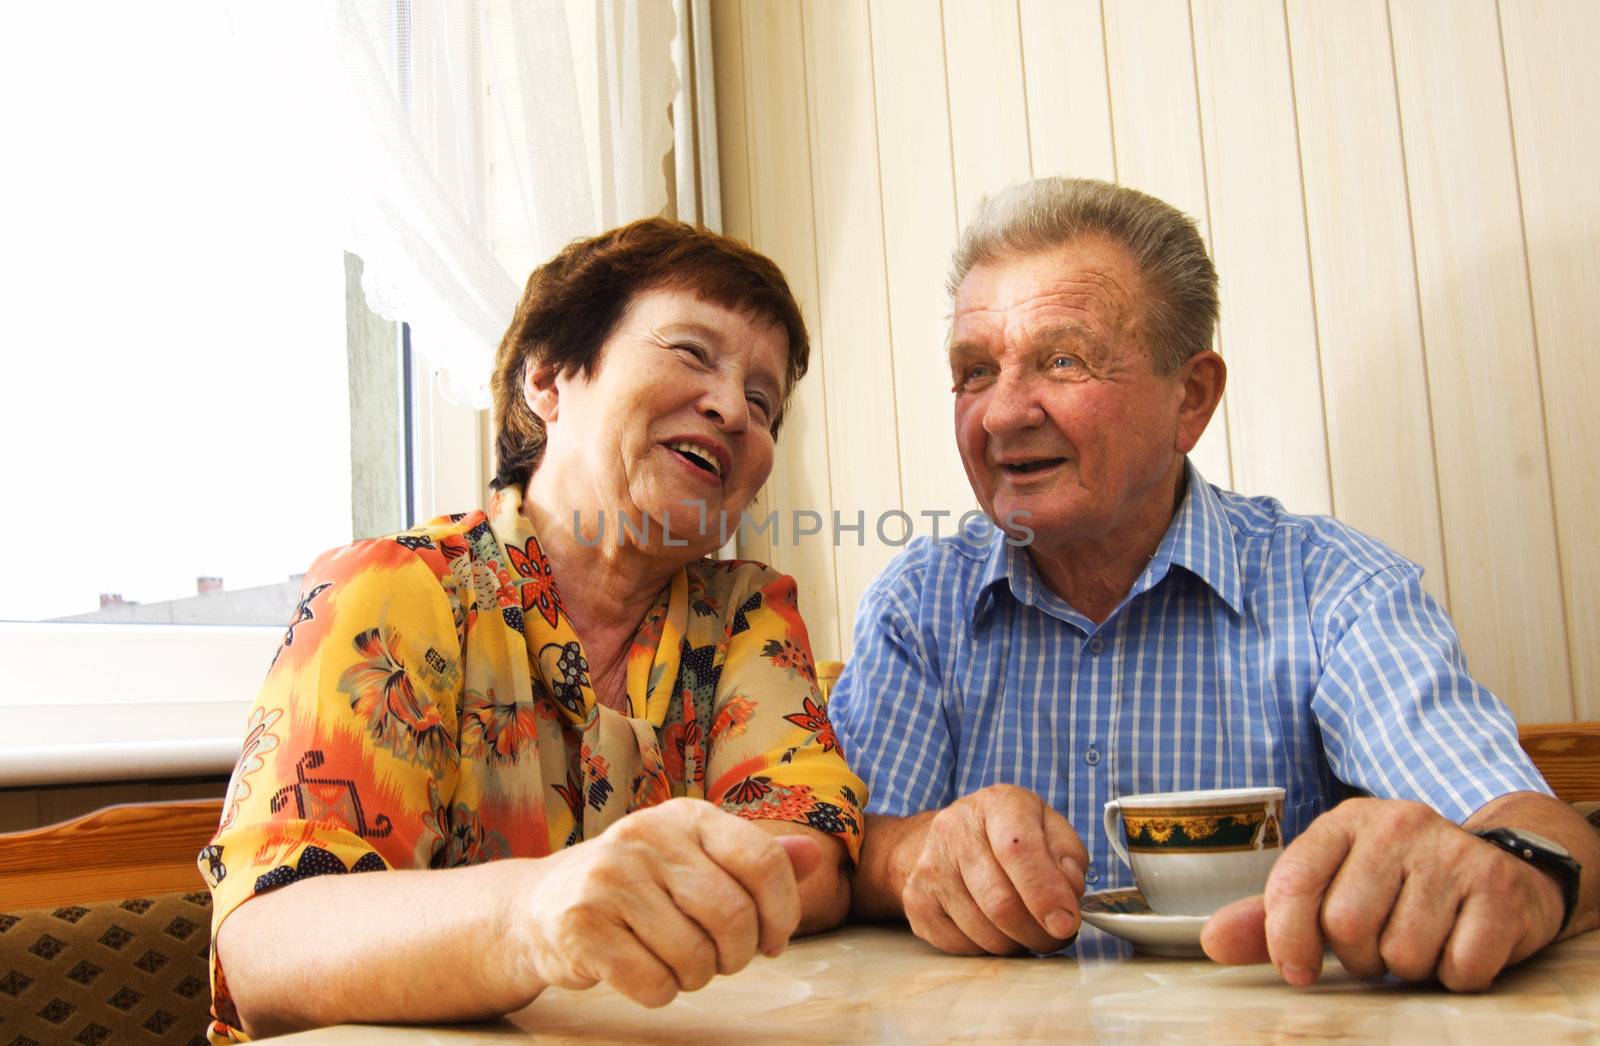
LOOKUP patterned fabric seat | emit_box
[0,890,212,1045]
[0,798,223,1044]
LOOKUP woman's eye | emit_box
[747,393,772,419]
[674,342,710,365]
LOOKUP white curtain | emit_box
[324,0,681,407]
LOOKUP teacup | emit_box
[1102,787,1285,916]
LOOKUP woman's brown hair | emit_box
[490,218,810,490]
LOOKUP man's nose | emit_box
[982,370,1043,436]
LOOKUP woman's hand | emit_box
[505,798,815,1007]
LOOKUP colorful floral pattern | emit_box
[199,484,864,1044]
[218,707,281,832]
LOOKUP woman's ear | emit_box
[523,362,560,424]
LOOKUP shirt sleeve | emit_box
[703,567,867,864]
[828,549,958,818]
[1310,564,1551,822]
[197,538,463,1042]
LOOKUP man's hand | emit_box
[1201,798,1567,991]
[505,798,812,1007]
[865,784,1087,955]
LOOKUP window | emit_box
[0,3,487,772]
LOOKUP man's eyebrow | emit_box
[947,340,988,363]
[1027,321,1102,348]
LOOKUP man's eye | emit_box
[1048,354,1080,370]
[958,364,995,387]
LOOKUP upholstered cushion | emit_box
[0,891,211,1045]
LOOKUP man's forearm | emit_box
[850,811,933,921]
[217,858,541,1038]
[1465,790,1600,941]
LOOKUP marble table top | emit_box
[279,924,1600,1043]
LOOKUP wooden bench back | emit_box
[1519,721,1600,806]
[0,798,224,910]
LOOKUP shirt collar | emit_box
[1141,461,1244,616]
[969,460,1244,628]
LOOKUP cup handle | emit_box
[1103,798,1130,870]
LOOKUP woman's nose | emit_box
[700,380,749,432]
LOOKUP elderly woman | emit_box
[200,220,864,1041]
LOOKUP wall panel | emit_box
[941,0,1032,224]
[1019,0,1116,183]
[870,0,973,527]
[1193,0,1330,515]
[710,0,1595,717]
[1389,0,1571,720]
[1500,0,1600,718]
[803,0,903,655]
[1285,0,1448,602]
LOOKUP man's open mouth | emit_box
[1000,458,1066,475]
[667,440,723,479]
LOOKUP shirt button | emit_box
[1087,637,1104,654]
[1086,867,1100,885]
[1085,745,1101,766]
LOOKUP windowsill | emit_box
[0,622,278,787]
[0,702,246,787]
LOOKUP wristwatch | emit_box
[1474,827,1582,934]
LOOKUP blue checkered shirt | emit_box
[830,463,1548,956]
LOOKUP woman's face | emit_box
[527,287,789,553]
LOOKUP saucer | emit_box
[1078,888,1208,958]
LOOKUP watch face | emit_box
[1506,829,1571,858]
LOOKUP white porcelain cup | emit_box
[1102,786,1286,916]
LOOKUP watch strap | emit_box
[1474,827,1581,936]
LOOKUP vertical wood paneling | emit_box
[941,0,1033,222]
[738,0,843,657]
[870,0,974,530]
[1500,0,1600,718]
[1192,0,1330,515]
[1285,0,1449,602]
[1018,0,1116,182]
[802,0,902,658]
[709,0,772,568]
[714,2,1597,715]
[1101,0,1233,488]
[1389,0,1571,720]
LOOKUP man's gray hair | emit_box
[949,177,1219,372]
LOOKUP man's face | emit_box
[949,238,1191,553]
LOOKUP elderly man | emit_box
[830,177,1596,990]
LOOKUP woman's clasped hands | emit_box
[503,798,820,1008]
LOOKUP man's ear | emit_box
[1174,350,1227,455]
[523,362,560,424]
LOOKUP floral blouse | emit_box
[198,485,866,1043]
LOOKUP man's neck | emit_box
[1026,465,1188,626]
